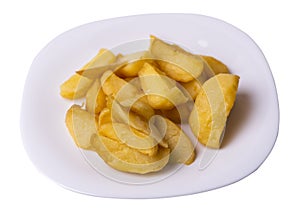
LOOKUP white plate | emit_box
[21,14,279,198]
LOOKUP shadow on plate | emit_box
[222,92,252,148]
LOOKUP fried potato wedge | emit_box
[202,55,230,74]
[61,35,240,173]
[115,51,158,78]
[150,36,203,82]
[76,49,116,79]
[189,74,239,148]
[154,116,195,165]
[138,62,189,110]
[116,60,145,77]
[91,135,170,174]
[101,70,155,119]
[60,74,94,99]
[60,49,116,99]
[98,107,112,125]
[65,105,97,149]
[180,79,202,101]
[101,70,139,99]
[85,79,106,114]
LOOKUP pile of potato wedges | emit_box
[60,36,239,174]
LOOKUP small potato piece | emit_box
[60,74,94,99]
[154,116,195,165]
[91,135,170,174]
[85,79,106,114]
[138,62,188,110]
[116,60,145,77]
[189,74,239,148]
[150,36,204,82]
[180,79,202,100]
[161,104,191,124]
[76,49,116,79]
[65,105,98,149]
[202,55,230,74]
[98,107,112,126]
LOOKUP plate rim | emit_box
[20,13,280,198]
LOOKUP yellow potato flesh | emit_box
[180,79,202,101]
[65,105,97,149]
[120,97,155,120]
[91,135,170,174]
[98,123,158,156]
[189,74,239,148]
[109,99,149,132]
[98,107,112,126]
[101,97,168,148]
[154,116,195,165]
[60,49,117,99]
[76,49,116,79]
[101,70,139,100]
[202,55,230,74]
[60,74,94,99]
[116,60,145,77]
[98,107,158,156]
[150,36,204,82]
[85,79,106,114]
[138,62,188,110]
[161,104,191,124]
[101,71,155,120]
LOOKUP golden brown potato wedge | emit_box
[149,36,203,82]
[189,74,239,148]
[101,70,139,99]
[65,105,97,149]
[85,79,106,114]
[60,74,94,99]
[138,62,189,110]
[202,55,230,74]
[180,79,202,101]
[76,49,116,79]
[154,116,195,165]
[91,134,170,174]
[101,70,155,119]
[98,107,112,126]
[116,60,145,77]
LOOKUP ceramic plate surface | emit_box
[21,14,279,198]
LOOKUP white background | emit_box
[0,0,298,220]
